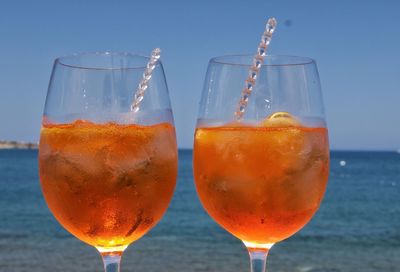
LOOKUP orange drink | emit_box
[39,120,177,251]
[193,118,329,245]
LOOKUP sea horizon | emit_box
[1,145,400,154]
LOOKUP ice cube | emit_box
[282,158,328,212]
[260,112,312,173]
[41,152,91,194]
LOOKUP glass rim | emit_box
[210,54,316,67]
[55,51,152,71]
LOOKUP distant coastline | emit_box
[0,140,38,149]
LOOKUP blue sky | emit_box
[0,0,399,150]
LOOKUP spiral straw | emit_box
[234,17,277,120]
[130,48,161,113]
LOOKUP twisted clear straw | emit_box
[130,48,161,113]
[234,18,277,120]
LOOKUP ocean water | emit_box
[0,150,399,272]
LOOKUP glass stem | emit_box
[248,247,269,272]
[101,251,123,272]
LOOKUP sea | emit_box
[0,150,399,272]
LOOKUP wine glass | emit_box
[39,52,178,272]
[193,55,329,272]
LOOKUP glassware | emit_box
[39,52,178,272]
[193,55,329,272]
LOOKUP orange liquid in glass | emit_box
[193,125,329,245]
[39,120,177,251]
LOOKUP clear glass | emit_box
[193,55,330,272]
[39,52,178,272]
